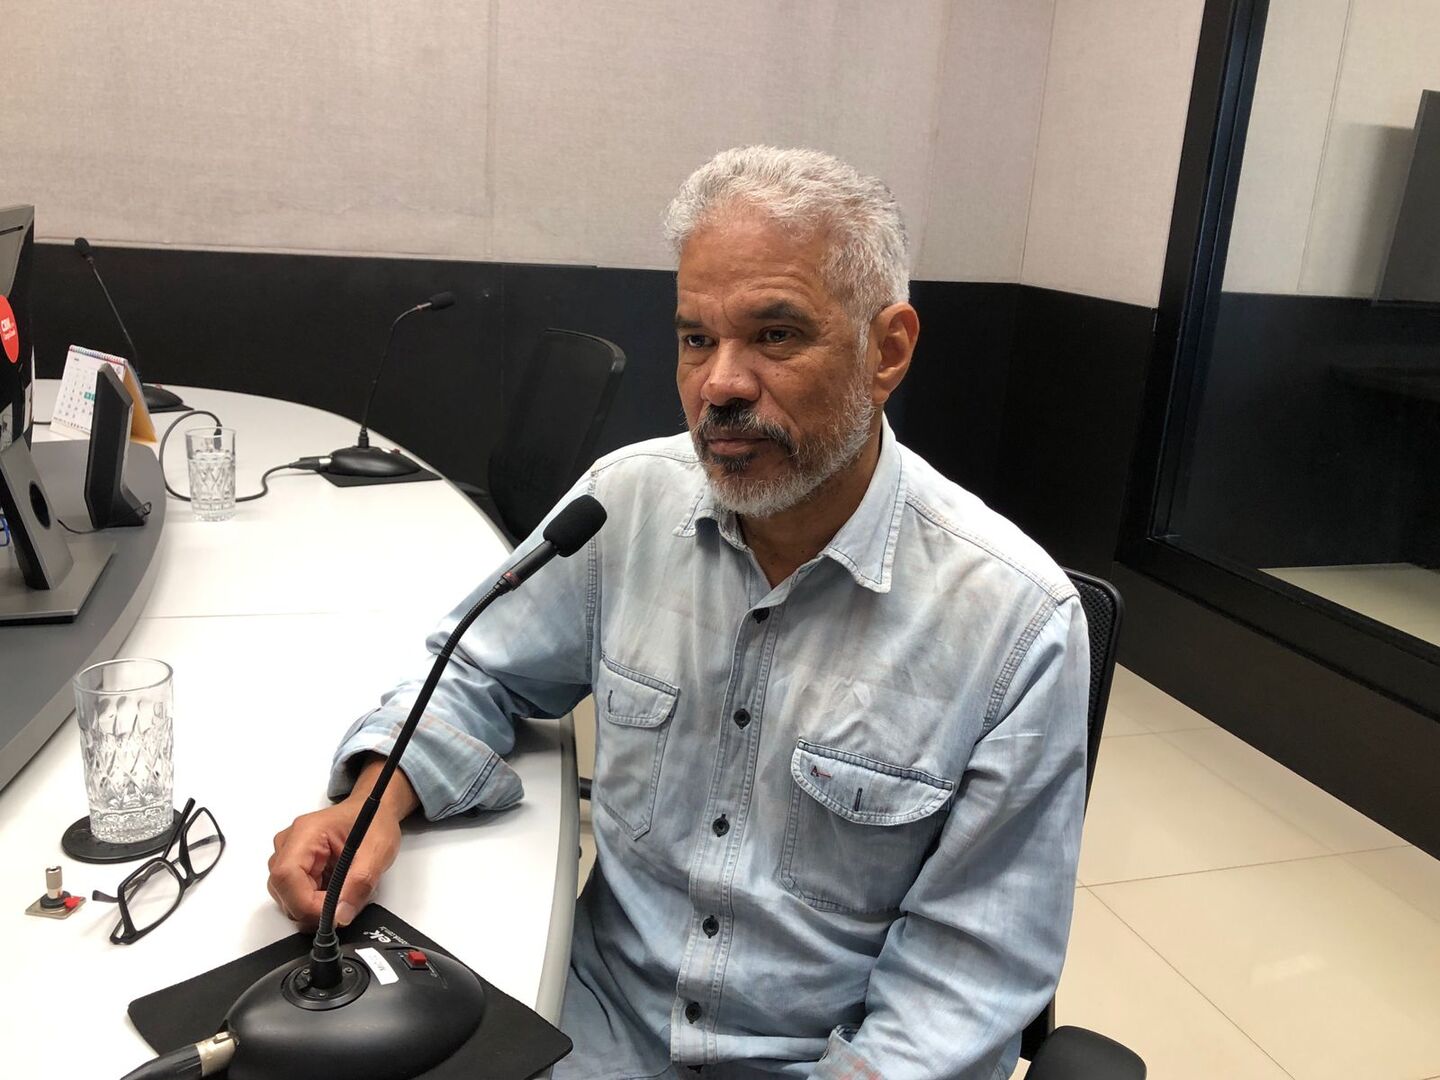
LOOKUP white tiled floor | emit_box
[575,670,1440,1080]
[1027,667,1438,1080]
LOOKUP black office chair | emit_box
[463,329,626,545]
[575,569,1143,1079]
[1020,569,1145,1079]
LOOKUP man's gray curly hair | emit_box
[663,146,910,341]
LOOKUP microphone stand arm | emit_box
[307,573,515,988]
[354,307,421,449]
[83,255,147,384]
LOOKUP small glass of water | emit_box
[73,658,175,845]
[185,426,237,521]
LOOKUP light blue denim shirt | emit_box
[331,419,1088,1080]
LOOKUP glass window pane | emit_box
[1164,0,1440,656]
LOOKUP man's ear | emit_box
[869,303,919,406]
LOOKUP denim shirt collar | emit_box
[676,415,906,594]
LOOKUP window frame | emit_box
[1117,0,1440,720]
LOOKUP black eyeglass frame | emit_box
[92,797,226,945]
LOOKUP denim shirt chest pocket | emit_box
[594,655,679,840]
[781,739,955,915]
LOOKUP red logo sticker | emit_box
[0,295,17,364]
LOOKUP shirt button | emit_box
[711,814,729,837]
[752,608,770,623]
[685,1001,702,1023]
[702,915,719,937]
[733,708,751,728]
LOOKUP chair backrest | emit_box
[1020,567,1124,1061]
[488,329,626,543]
[1066,568,1124,802]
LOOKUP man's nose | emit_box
[701,342,760,406]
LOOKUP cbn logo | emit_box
[0,318,11,333]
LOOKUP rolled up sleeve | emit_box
[329,482,599,820]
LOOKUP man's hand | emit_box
[267,756,419,930]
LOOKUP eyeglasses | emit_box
[92,797,226,945]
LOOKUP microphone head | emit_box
[73,237,93,258]
[426,291,456,311]
[543,495,606,557]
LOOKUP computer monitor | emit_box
[85,364,148,529]
[0,205,35,452]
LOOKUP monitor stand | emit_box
[0,436,115,626]
[0,539,114,625]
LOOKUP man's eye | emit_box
[759,328,794,345]
[681,334,712,349]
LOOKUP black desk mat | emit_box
[128,905,571,1079]
[319,466,440,487]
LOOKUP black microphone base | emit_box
[326,444,423,482]
[142,384,187,413]
[225,944,486,1080]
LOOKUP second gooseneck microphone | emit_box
[73,237,186,413]
[325,292,455,480]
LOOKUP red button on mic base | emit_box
[402,949,430,970]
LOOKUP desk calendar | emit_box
[52,346,156,441]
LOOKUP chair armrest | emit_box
[1024,1026,1145,1080]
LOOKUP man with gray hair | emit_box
[269,145,1088,1079]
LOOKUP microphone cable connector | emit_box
[118,1029,236,1080]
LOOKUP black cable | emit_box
[117,1042,205,1080]
[59,501,153,535]
[158,410,222,501]
[238,463,303,503]
[117,1031,236,1080]
[156,409,321,503]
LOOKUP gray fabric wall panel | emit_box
[1021,0,1206,307]
[1299,0,1440,298]
[1220,0,1350,295]
[1,1,492,257]
[1216,0,1440,298]
[487,0,949,270]
[916,0,1056,282]
[1221,0,1440,298]
[3,0,1057,283]
[1,0,1206,304]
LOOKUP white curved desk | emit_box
[0,382,578,1075]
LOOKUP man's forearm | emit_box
[347,754,421,822]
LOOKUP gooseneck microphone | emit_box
[303,494,602,985]
[73,237,186,413]
[325,292,456,481]
[112,495,606,1080]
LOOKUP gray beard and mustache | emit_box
[690,373,875,519]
